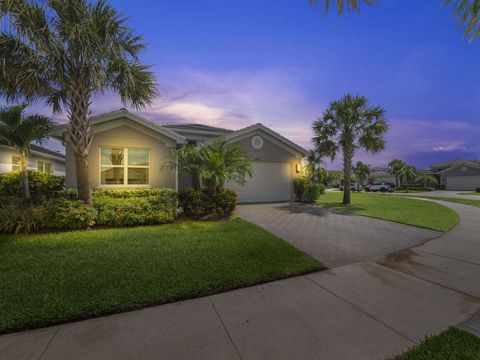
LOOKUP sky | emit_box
[30,0,480,169]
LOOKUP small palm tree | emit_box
[0,0,157,204]
[353,161,370,187]
[402,165,417,193]
[313,94,388,205]
[176,144,205,190]
[0,105,55,199]
[200,140,252,193]
[306,150,323,183]
[388,159,406,188]
[417,174,438,189]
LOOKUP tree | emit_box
[176,144,205,190]
[317,166,328,184]
[388,159,406,188]
[326,170,343,187]
[401,164,417,193]
[313,94,388,205]
[417,174,438,189]
[310,0,480,41]
[0,0,157,204]
[305,150,323,183]
[353,161,370,186]
[0,105,55,199]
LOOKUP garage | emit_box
[445,175,480,191]
[226,161,292,203]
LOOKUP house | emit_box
[367,167,396,185]
[429,159,480,191]
[51,109,308,203]
[0,142,65,176]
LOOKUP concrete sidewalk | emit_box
[2,200,480,360]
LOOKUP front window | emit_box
[12,156,20,171]
[38,160,53,174]
[100,147,150,186]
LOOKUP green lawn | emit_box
[317,192,459,232]
[393,328,480,360]
[413,196,480,208]
[0,218,322,334]
[458,192,480,196]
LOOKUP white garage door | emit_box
[226,161,292,203]
[446,176,480,191]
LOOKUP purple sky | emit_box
[23,0,480,170]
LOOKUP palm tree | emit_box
[401,165,417,193]
[310,0,480,41]
[200,139,252,193]
[353,161,370,187]
[176,144,205,190]
[306,150,323,183]
[0,105,55,199]
[417,174,439,189]
[388,159,405,188]
[313,94,388,205]
[0,0,157,204]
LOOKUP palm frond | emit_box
[445,0,480,40]
[309,0,375,15]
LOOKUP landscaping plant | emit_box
[0,105,55,199]
[0,171,64,200]
[313,94,388,205]
[178,187,237,220]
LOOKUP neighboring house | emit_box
[51,109,308,203]
[429,159,480,190]
[0,142,65,176]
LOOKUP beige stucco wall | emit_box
[65,124,177,190]
[0,146,65,175]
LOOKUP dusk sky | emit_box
[35,0,480,169]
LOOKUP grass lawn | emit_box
[412,196,480,209]
[393,328,480,360]
[458,192,480,196]
[317,192,459,232]
[0,218,322,334]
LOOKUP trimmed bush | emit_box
[318,183,326,195]
[302,183,323,203]
[476,187,480,193]
[93,188,175,199]
[42,198,97,230]
[93,196,176,227]
[178,187,237,220]
[293,178,308,201]
[0,171,64,199]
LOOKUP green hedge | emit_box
[178,188,237,220]
[0,171,64,199]
[43,198,97,230]
[294,179,325,203]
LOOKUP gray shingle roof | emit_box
[162,123,233,134]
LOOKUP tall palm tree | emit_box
[402,165,417,193]
[0,105,55,199]
[313,94,388,205]
[353,161,370,187]
[388,159,405,188]
[0,0,157,204]
[200,139,252,193]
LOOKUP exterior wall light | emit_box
[296,164,301,173]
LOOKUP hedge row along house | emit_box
[50,109,308,203]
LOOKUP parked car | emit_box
[339,184,363,192]
[365,182,394,192]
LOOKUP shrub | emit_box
[293,178,308,201]
[302,183,323,203]
[476,187,480,193]
[0,198,45,234]
[57,188,79,200]
[93,195,176,227]
[178,187,237,220]
[318,183,326,195]
[93,188,175,199]
[0,171,64,199]
[42,198,97,230]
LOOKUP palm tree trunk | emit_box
[19,151,30,200]
[68,82,93,205]
[342,148,353,205]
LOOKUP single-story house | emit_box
[367,167,396,184]
[429,159,480,191]
[51,109,308,203]
[0,142,65,176]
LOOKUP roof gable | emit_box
[224,123,308,157]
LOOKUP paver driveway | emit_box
[235,202,440,267]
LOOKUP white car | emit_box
[365,182,394,192]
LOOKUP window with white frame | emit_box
[100,147,150,186]
[38,160,53,174]
[12,156,20,171]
